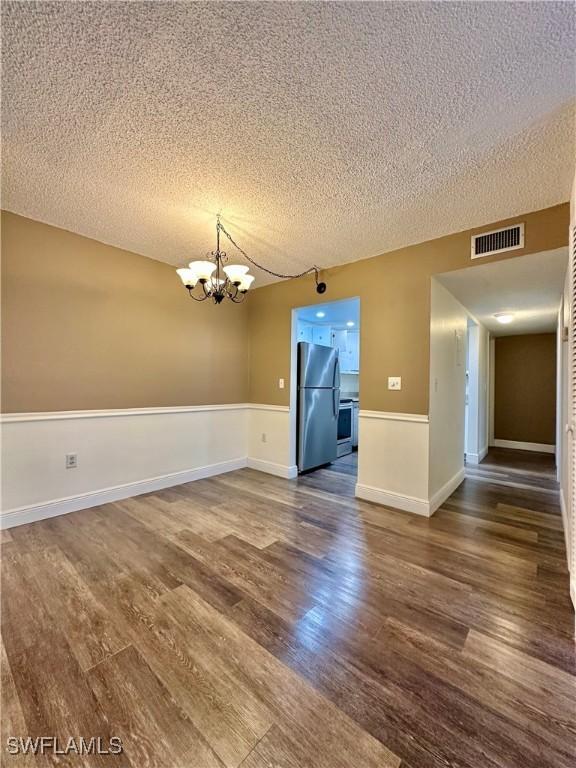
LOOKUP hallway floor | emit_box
[1,449,574,767]
[466,446,559,491]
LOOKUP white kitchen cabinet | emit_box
[312,325,332,347]
[297,322,314,343]
[332,329,359,372]
[347,330,359,372]
[331,329,347,363]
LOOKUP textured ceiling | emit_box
[437,248,568,336]
[2,1,575,286]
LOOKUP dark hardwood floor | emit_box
[1,448,574,767]
[465,446,559,491]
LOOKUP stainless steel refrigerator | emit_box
[297,342,340,472]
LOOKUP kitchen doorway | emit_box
[289,297,360,484]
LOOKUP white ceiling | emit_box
[2,2,575,285]
[437,248,568,335]
[297,297,360,328]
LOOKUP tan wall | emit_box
[2,204,570,414]
[1,212,249,412]
[248,204,569,412]
[494,334,557,445]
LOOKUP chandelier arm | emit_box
[188,287,209,302]
[217,219,322,285]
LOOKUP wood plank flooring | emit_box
[1,448,574,767]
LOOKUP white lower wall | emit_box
[1,403,301,529]
[247,405,296,478]
[1,405,249,528]
[355,411,431,516]
[1,403,466,530]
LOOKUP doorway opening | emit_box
[289,297,360,485]
[433,246,567,496]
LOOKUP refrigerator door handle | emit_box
[333,357,340,389]
[333,356,340,419]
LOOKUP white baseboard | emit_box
[0,458,247,530]
[356,467,465,518]
[429,468,466,514]
[494,439,555,454]
[465,446,488,465]
[247,457,298,479]
[355,483,431,517]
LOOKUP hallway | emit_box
[465,447,558,492]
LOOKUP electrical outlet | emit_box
[278,378,285,389]
[261,433,267,443]
[66,453,78,469]
[388,377,402,391]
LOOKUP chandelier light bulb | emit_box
[176,268,198,288]
[238,274,255,292]
[189,260,216,281]
[223,264,249,285]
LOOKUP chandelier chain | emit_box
[217,218,321,284]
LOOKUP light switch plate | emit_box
[278,378,285,389]
[388,376,402,391]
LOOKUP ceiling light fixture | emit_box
[316,311,326,318]
[346,321,355,327]
[494,312,515,324]
[177,215,326,304]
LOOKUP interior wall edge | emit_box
[428,279,468,499]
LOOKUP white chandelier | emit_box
[176,215,326,304]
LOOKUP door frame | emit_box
[289,297,361,471]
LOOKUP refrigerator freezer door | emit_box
[298,388,338,471]
[298,343,339,389]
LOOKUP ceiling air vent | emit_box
[471,223,524,259]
